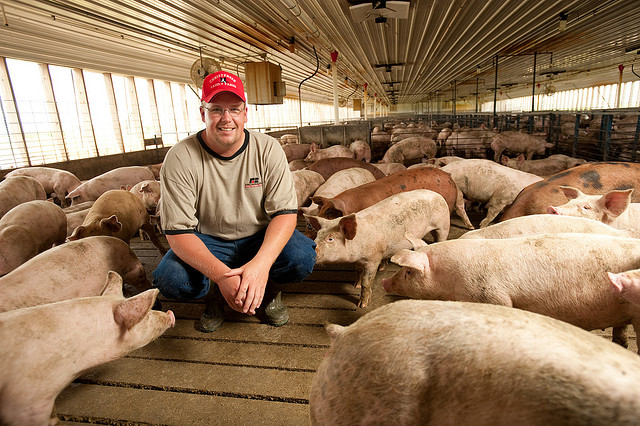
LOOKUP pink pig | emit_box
[65,166,155,206]
[0,271,174,426]
[0,200,67,275]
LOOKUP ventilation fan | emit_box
[190,57,221,87]
[544,83,557,96]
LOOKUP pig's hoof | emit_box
[354,283,361,289]
[357,300,368,309]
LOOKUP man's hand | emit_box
[215,274,244,313]
[225,258,271,314]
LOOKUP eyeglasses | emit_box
[202,104,246,117]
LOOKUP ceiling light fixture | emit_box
[558,11,568,32]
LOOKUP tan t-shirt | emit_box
[159,129,297,240]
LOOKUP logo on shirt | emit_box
[245,177,262,188]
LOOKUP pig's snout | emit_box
[381,277,392,292]
[167,310,176,327]
[546,206,560,215]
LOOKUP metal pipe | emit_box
[531,51,537,112]
[493,55,498,127]
[298,45,319,129]
[616,64,624,109]
[332,53,339,124]
[475,77,479,113]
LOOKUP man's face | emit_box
[200,92,248,154]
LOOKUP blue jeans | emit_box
[153,229,316,300]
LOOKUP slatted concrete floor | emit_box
[55,214,637,425]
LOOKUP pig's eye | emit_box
[582,205,591,210]
[405,269,412,277]
[326,237,334,243]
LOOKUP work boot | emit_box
[196,282,225,332]
[258,291,289,327]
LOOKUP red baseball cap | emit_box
[201,71,246,103]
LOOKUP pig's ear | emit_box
[304,215,327,231]
[310,196,327,207]
[328,198,347,217]
[600,189,632,218]
[67,226,84,241]
[114,289,159,330]
[516,154,525,164]
[325,323,345,344]
[140,183,150,193]
[101,215,123,233]
[404,232,427,250]
[390,249,429,274]
[558,185,581,200]
[101,270,124,297]
[500,155,509,165]
[338,214,357,240]
[607,271,631,295]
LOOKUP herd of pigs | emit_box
[2,117,640,424]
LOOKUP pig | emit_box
[379,137,437,164]
[445,128,495,158]
[547,186,640,236]
[312,167,473,230]
[407,162,435,170]
[309,299,640,426]
[304,144,355,163]
[499,162,640,221]
[63,201,94,236]
[425,156,465,167]
[146,162,163,180]
[292,170,325,207]
[436,127,452,146]
[459,214,629,240]
[500,154,569,176]
[491,131,554,162]
[288,159,312,171]
[382,233,640,349]
[5,166,81,207]
[307,189,450,308]
[129,179,161,213]
[0,176,47,219]
[349,139,371,162]
[371,162,407,175]
[390,131,426,144]
[282,143,311,162]
[370,132,391,161]
[0,200,67,276]
[65,208,90,237]
[65,165,155,206]
[299,168,376,217]
[547,153,588,169]
[608,269,640,306]
[441,159,542,228]
[68,189,167,255]
[0,271,174,426]
[62,200,94,213]
[306,157,386,180]
[0,236,152,312]
[280,133,299,145]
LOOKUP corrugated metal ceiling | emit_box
[1,0,639,108]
